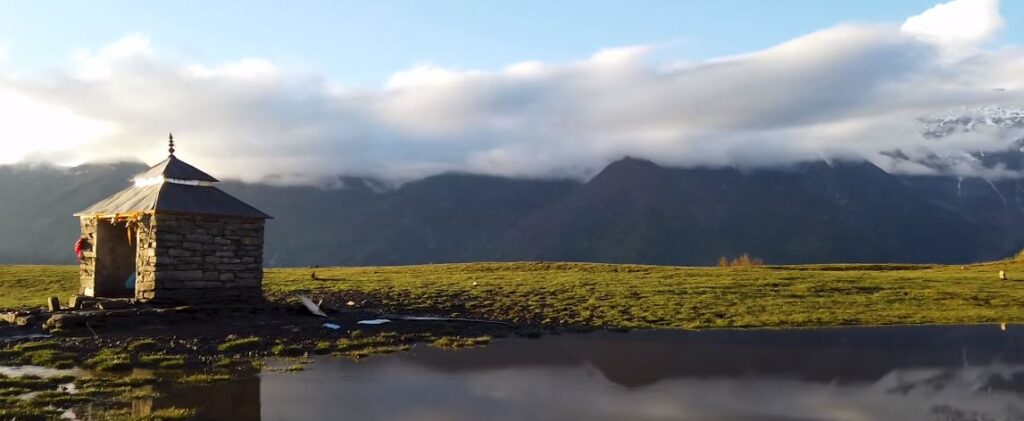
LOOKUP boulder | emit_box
[44,314,85,330]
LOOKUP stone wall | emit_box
[81,216,154,298]
[139,213,265,304]
[135,214,157,298]
[78,217,98,296]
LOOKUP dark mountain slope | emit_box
[1,158,1022,266]
[492,159,1002,265]
[223,174,577,266]
[0,162,146,263]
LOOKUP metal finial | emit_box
[168,133,175,156]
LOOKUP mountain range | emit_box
[2,155,1023,267]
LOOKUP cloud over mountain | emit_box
[1,0,1023,184]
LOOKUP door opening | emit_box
[93,220,137,298]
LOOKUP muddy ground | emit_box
[0,291,551,367]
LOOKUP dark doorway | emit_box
[93,220,137,298]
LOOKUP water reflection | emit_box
[158,325,1024,420]
[144,376,261,420]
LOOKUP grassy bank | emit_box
[4,260,1024,329]
[0,265,78,309]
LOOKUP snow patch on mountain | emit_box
[880,106,1024,179]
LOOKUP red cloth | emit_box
[74,238,86,262]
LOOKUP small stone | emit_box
[68,295,91,309]
[98,300,130,310]
[46,296,61,312]
[14,315,37,327]
[0,312,18,324]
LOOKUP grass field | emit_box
[4,260,1024,329]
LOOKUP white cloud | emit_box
[901,0,1004,45]
[186,58,279,79]
[0,86,118,165]
[0,1,1022,184]
[73,34,155,80]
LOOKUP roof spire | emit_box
[168,133,175,156]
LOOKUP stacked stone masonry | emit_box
[78,217,98,294]
[80,213,265,304]
[143,213,264,303]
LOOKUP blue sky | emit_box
[0,0,1022,183]
[2,0,1021,86]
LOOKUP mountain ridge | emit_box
[1,157,1022,266]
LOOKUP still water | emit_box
[157,325,1024,420]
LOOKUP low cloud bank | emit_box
[2,0,1023,184]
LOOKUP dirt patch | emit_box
[0,294,536,370]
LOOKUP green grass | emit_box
[91,406,196,421]
[270,344,305,357]
[431,336,491,348]
[139,407,197,420]
[127,339,161,354]
[0,406,61,421]
[217,336,261,353]
[84,348,132,372]
[0,265,77,308]
[265,260,1024,329]
[5,261,1024,329]
[20,349,77,368]
[0,374,77,420]
[137,353,186,369]
[177,373,231,384]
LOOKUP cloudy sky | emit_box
[1,0,1023,184]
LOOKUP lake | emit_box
[126,325,1024,420]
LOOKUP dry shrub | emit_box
[718,253,764,268]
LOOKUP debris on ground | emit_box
[296,294,327,317]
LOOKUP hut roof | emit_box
[75,153,271,219]
[133,155,219,183]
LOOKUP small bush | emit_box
[717,253,764,268]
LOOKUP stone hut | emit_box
[74,136,271,304]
